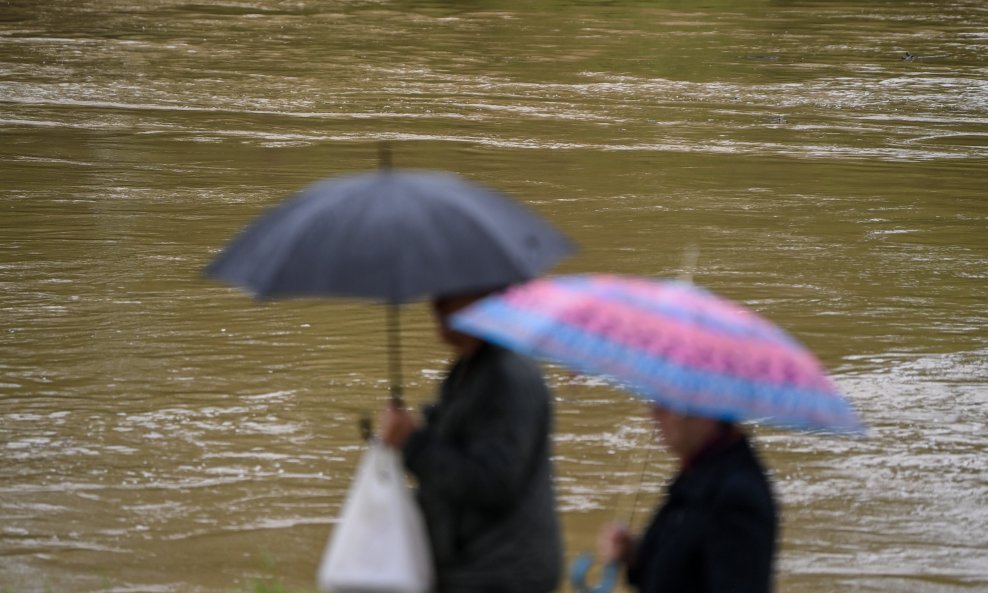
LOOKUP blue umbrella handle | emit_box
[569,553,620,593]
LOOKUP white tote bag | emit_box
[317,441,434,593]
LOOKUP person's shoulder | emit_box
[710,442,775,513]
[486,343,543,375]
[482,344,551,398]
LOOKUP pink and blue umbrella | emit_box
[451,274,863,433]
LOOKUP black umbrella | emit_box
[204,160,575,408]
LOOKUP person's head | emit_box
[430,288,500,358]
[648,404,732,463]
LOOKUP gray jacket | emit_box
[403,343,562,593]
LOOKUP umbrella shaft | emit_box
[387,304,404,406]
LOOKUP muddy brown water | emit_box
[1,1,986,592]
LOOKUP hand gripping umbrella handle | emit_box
[569,553,620,593]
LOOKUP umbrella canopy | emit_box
[204,168,575,303]
[451,274,863,433]
[204,167,575,404]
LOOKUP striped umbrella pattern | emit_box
[452,274,862,433]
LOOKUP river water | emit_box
[1,1,986,592]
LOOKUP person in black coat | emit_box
[380,291,562,593]
[600,405,777,593]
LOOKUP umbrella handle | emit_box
[358,413,373,442]
[569,553,619,593]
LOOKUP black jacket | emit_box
[628,435,777,593]
[403,343,562,593]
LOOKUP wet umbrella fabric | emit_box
[451,274,863,433]
[204,169,575,303]
[204,168,575,401]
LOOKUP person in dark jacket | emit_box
[600,405,777,593]
[380,291,562,593]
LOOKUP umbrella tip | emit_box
[378,142,393,170]
[678,243,700,283]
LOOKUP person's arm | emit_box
[703,475,776,593]
[598,522,644,586]
[403,363,547,510]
